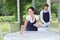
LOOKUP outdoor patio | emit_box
[0,0,60,40]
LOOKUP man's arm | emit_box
[40,10,46,24]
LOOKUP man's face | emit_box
[44,6,48,11]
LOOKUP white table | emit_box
[4,31,60,40]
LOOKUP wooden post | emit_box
[58,0,60,23]
[47,0,51,12]
[17,0,20,22]
[32,0,35,9]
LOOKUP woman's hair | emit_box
[27,7,36,14]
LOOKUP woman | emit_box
[20,7,39,35]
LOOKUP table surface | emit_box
[4,31,60,40]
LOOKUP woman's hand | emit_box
[34,23,41,27]
[20,19,28,35]
[20,31,24,36]
[20,25,24,35]
[20,32,23,35]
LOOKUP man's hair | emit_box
[44,4,49,7]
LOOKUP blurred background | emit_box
[20,0,58,24]
[20,0,59,33]
[0,0,60,34]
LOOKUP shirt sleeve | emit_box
[35,15,39,20]
[40,10,46,24]
[26,15,30,21]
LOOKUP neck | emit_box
[31,14,34,17]
[44,9,48,11]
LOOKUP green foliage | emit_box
[0,23,9,32]
[52,13,56,18]
[0,0,17,16]
[35,0,46,15]
[0,16,16,22]
[0,0,3,9]
[20,0,32,25]
[51,2,58,17]
[0,0,17,22]
[52,13,57,21]
[23,15,27,21]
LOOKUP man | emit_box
[40,4,52,27]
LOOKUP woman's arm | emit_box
[35,20,41,27]
[36,20,39,24]
[34,15,41,27]
[20,19,28,35]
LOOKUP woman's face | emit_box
[28,9,34,15]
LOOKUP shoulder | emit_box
[26,15,30,20]
[35,15,38,17]
[40,10,43,14]
[26,15,30,18]
[34,15,39,20]
[40,10,43,12]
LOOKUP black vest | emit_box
[43,11,50,23]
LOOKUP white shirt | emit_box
[26,15,39,23]
[40,10,52,24]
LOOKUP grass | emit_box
[59,23,60,33]
[50,20,60,33]
[0,23,9,32]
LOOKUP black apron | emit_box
[26,19,38,31]
[43,11,50,23]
